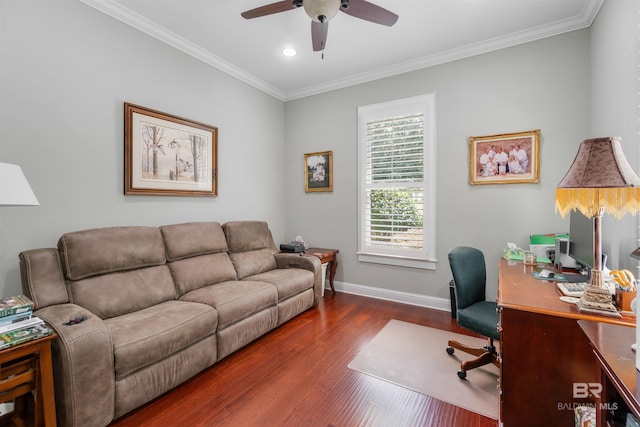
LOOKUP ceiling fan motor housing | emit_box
[241,0,396,52]
[302,0,341,22]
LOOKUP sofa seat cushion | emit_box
[179,280,277,330]
[245,269,314,302]
[106,300,217,379]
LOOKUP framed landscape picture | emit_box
[305,150,333,192]
[469,129,540,185]
[124,103,218,196]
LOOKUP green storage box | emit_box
[529,233,569,245]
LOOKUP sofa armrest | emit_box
[274,254,322,306]
[35,304,115,427]
[20,248,70,310]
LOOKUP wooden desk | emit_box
[498,260,633,427]
[579,320,640,426]
[0,333,57,427]
[305,248,339,294]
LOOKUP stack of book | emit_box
[0,295,53,349]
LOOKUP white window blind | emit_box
[357,94,436,269]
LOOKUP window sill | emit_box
[357,252,437,270]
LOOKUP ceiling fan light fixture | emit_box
[302,0,340,23]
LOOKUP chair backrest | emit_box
[448,246,487,310]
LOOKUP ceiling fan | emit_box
[241,0,398,52]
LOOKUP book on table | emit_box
[0,322,53,349]
[0,295,34,318]
[0,316,44,335]
[0,295,52,349]
[0,310,33,326]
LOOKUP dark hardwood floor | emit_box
[110,292,498,427]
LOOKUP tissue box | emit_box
[503,248,525,261]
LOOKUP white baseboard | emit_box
[324,281,452,312]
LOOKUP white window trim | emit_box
[357,93,437,270]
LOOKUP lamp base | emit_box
[576,298,622,318]
[576,270,621,318]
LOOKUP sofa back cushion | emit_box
[222,221,277,279]
[68,265,176,319]
[58,226,175,319]
[161,222,237,295]
[160,222,229,262]
[59,227,166,280]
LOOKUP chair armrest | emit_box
[36,304,115,427]
[274,254,323,306]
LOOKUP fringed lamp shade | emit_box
[555,137,640,318]
[555,137,640,219]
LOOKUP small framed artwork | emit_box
[124,103,217,196]
[469,129,540,185]
[304,150,333,192]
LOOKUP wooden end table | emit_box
[305,248,339,294]
[0,333,57,427]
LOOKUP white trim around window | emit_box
[357,93,437,270]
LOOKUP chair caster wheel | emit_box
[446,347,454,355]
[457,370,467,380]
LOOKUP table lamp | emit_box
[555,137,640,317]
[0,163,39,206]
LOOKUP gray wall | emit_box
[0,1,286,296]
[284,0,640,303]
[1,0,637,305]
[590,0,640,274]
[285,30,592,301]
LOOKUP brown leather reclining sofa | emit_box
[19,221,322,427]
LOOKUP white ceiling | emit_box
[80,0,603,101]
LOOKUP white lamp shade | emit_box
[0,163,39,206]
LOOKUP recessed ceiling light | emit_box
[282,47,297,57]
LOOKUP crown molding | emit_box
[77,0,287,101]
[79,0,604,102]
[284,0,605,100]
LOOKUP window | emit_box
[357,94,436,269]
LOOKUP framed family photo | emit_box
[304,150,333,192]
[469,129,540,185]
[124,103,218,196]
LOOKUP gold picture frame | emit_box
[469,129,540,185]
[124,103,217,196]
[304,150,333,192]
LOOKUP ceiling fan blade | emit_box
[311,20,329,51]
[340,0,398,26]
[241,1,297,19]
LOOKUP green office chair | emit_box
[446,246,501,379]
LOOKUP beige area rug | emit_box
[348,319,499,419]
